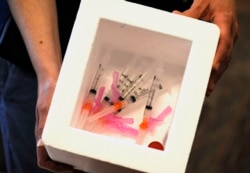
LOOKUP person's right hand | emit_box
[35,79,77,172]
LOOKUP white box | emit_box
[42,0,219,172]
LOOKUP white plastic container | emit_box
[42,0,220,172]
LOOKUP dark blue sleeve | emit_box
[0,0,11,45]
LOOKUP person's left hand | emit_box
[173,0,239,96]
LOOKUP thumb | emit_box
[173,8,201,19]
[172,1,207,19]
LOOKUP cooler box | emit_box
[42,0,220,172]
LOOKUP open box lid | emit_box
[42,0,219,172]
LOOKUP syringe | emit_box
[100,71,145,113]
[136,75,157,144]
[88,94,137,123]
[102,68,144,104]
[93,72,146,118]
[117,68,136,94]
[101,71,120,108]
[76,64,104,128]
[88,73,162,123]
[119,73,145,101]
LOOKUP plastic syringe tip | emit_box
[88,101,126,122]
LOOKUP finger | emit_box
[206,15,238,96]
[35,109,47,140]
[172,9,201,19]
[206,60,229,96]
[173,0,208,19]
[35,82,56,140]
[37,146,74,173]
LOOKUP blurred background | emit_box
[186,0,250,173]
[0,0,249,172]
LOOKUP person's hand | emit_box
[35,79,72,172]
[173,0,239,96]
[35,79,84,172]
